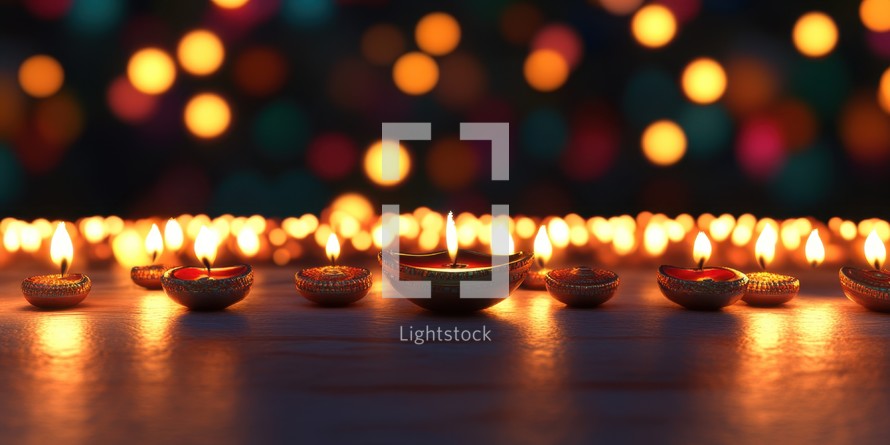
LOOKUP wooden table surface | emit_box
[0,266,887,445]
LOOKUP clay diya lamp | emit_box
[161,225,253,311]
[21,222,91,309]
[379,211,533,313]
[545,266,619,308]
[295,233,372,307]
[130,223,167,290]
[657,231,748,311]
[839,229,890,312]
[521,225,551,290]
[742,224,800,307]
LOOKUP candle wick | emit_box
[696,258,704,270]
[758,256,766,271]
[202,257,212,278]
[811,261,816,269]
[329,254,336,267]
[875,260,881,271]
[151,251,158,264]
[60,258,68,278]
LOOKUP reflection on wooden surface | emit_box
[0,267,888,444]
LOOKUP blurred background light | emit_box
[681,58,727,104]
[524,49,569,92]
[306,133,358,181]
[860,0,890,33]
[392,52,439,95]
[361,24,406,66]
[18,55,64,98]
[793,12,838,58]
[107,76,158,124]
[678,104,732,159]
[879,67,890,113]
[736,117,785,181]
[500,2,543,45]
[127,48,176,95]
[415,12,461,56]
[642,120,686,166]
[212,0,250,9]
[363,140,410,187]
[631,4,677,48]
[232,46,288,97]
[177,30,225,76]
[282,0,334,28]
[599,0,643,16]
[531,24,583,68]
[253,100,308,160]
[66,0,123,35]
[184,93,231,139]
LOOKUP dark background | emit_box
[0,0,888,220]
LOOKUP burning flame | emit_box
[446,211,458,265]
[533,225,552,268]
[165,218,184,252]
[326,232,340,265]
[805,229,824,267]
[237,228,260,258]
[693,231,711,268]
[865,229,886,270]
[50,222,73,276]
[146,223,163,262]
[755,223,777,269]
[194,225,219,269]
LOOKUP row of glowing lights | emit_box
[4,209,890,270]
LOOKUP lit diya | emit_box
[839,229,890,312]
[545,266,619,308]
[656,231,748,311]
[161,225,253,311]
[741,224,800,307]
[295,233,372,307]
[21,222,92,309]
[379,211,533,313]
[521,225,551,290]
[130,223,167,290]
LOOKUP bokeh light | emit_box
[233,47,288,97]
[25,0,71,21]
[500,2,543,45]
[363,140,410,186]
[622,68,681,127]
[861,0,890,33]
[67,0,122,35]
[392,52,439,95]
[426,137,478,191]
[724,56,778,116]
[681,58,727,104]
[361,24,405,66]
[879,67,890,114]
[435,52,486,110]
[34,92,83,146]
[127,48,176,95]
[522,108,568,160]
[531,24,583,68]
[107,76,158,124]
[184,93,231,139]
[307,133,358,180]
[18,55,64,98]
[282,0,334,28]
[678,104,732,159]
[212,0,249,9]
[415,12,461,56]
[599,0,643,16]
[253,100,307,160]
[524,49,569,92]
[177,30,225,76]
[736,117,785,181]
[641,120,686,166]
[792,12,838,58]
[840,93,890,165]
[631,4,677,48]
